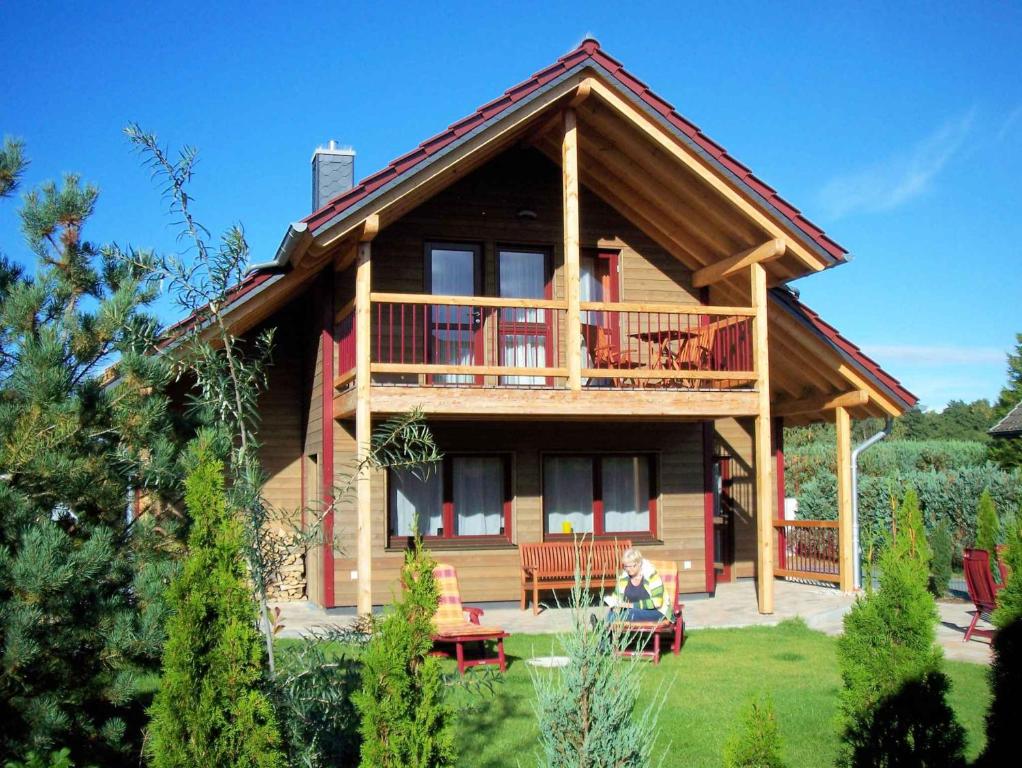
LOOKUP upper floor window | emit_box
[543,454,657,538]
[389,454,512,543]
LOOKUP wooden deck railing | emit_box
[334,292,757,391]
[773,520,840,583]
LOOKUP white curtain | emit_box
[545,457,593,534]
[500,251,546,385]
[453,457,504,535]
[431,248,476,384]
[389,468,442,536]
[603,456,650,533]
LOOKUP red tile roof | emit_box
[301,39,849,263]
[160,270,281,345]
[771,288,918,409]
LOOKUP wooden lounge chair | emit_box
[962,548,999,643]
[431,563,509,674]
[613,559,685,664]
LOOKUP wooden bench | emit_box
[520,539,631,614]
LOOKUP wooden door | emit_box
[713,455,735,583]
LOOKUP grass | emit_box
[442,619,991,768]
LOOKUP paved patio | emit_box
[272,579,994,664]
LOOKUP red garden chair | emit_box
[431,563,509,674]
[962,548,1000,642]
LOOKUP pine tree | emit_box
[975,490,1001,581]
[836,487,965,767]
[988,333,1022,469]
[722,695,786,768]
[146,438,285,768]
[353,539,454,768]
[0,138,180,765]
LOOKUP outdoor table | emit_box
[629,328,697,370]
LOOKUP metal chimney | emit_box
[311,140,355,211]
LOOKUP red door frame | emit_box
[424,242,485,385]
[495,246,554,384]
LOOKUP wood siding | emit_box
[327,420,707,605]
[370,146,701,307]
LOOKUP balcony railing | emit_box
[335,293,757,391]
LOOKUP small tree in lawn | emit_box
[722,694,786,768]
[529,548,667,768]
[975,489,1001,581]
[146,437,285,768]
[836,486,965,767]
[353,537,454,768]
[978,509,1022,766]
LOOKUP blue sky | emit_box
[2,1,1020,410]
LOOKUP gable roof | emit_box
[280,38,847,270]
[183,39,914,418]
[990,400,1022,437]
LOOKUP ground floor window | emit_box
[388,454,512,542]
[543,454,658,537]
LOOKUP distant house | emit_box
[174,39,916,614]
[989,401,1022,438]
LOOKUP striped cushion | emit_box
[647,559,678,617]
[433,563,465,628]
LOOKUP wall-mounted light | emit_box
[516,208,538,220]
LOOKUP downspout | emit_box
[851,417,894,589]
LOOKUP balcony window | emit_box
[543,454,657,537]
[498,247,551,386]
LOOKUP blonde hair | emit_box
[622,547,642,565]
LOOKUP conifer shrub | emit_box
[836,487,965,767]
[529,549,666,768]
[979,511,1022,766]
[353,539,454,768]
[722,695,786,768]
[3,749,77,768]
[928,520,953,597]
[145,440,285,768]
[975,489,1000,580]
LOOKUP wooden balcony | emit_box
[333,293,761,420]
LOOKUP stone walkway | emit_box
[272,579,994,664]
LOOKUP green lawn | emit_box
[443,620,991,768]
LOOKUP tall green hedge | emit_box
[789,458,1020,553]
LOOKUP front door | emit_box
[712,455,735,583]
[426,243,484,385]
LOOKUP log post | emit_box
[835,405,855,592]
[751,263,774,613]
[355,239,373,615]
[562,108,582,391]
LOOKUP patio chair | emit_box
[673,324,717,388]
[431,563,509,674]
[962,548,999,643]
[613,559,685,664]
[581,324,639,387]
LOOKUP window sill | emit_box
[542,534,663,546]
[386,537,517,553]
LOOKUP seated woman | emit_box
[608,547,672,623]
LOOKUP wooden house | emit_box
[191,40,917,614]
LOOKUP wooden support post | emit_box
[355,239,373,615]
[562,108,582,391]
[751,262,774,614]
[835,405,855,592]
